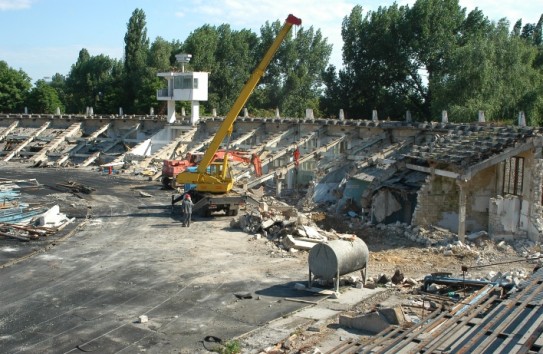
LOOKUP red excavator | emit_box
[161,150,261,188]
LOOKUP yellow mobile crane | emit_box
[173,14,301,216]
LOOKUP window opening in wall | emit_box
[503,156,524,196]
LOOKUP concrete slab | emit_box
[326,287,386,311]
[0,167,314,354]
[293,307,341,320]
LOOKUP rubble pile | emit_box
[232,210,330,252]
[0,222,56,242]
[232,203,364,254]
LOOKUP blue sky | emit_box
[0,0,541,83]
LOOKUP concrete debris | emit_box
[0,180,73,242]
[391,270,404,284]
[339,311,391,334]
[138,315,148,323]
[232,202,357,252]
[56,180,95,194]
[138,191,152,198]
[234,292,253,299]
[282,235,317,251]
[37,205,70,228]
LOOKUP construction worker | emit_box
[182,193,194,227]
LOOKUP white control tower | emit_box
[157,54,209,125]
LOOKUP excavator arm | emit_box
[176,14,301,193]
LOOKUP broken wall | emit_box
[412,175,459,232]
[528,158,543,242]
[412,168,496,233]
[372,187,418,224]
[488,151,542,241]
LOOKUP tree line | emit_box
[1,0,542,124]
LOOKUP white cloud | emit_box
[0,0,33,11]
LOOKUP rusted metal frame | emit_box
[463,280,543,354]
[358,325,405,353]
[499,306,543,354]
[447,295,509,352]
[422,294,499,353]
[376,285,493,353]
[371,308,445,354]
[416,284,493,338]
[517,315,543,354]
[326,338,363,354]
[406,285,498,354]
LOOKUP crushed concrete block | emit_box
[259,202,269,212]
[303,225,322,239]
[138,315,148,323]
[261,219,275,229]
[339,311,390,334]
[281,219,295,227]
[297,214,309,225]
[380,307,406,325]
[282,234,317,250]
[391,270,404,284]
[282,334,297,350]
[467,230,487,240]
[365,282,376,289]
[37,205,69,227]
[377,274,389,284]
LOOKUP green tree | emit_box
[336,4,414,119]
[123,8,150,113]
[0,60,31,113]
[406,0,467,118]
[142,37,176,115]
[65,49,123,114]
[183,24,258,115]
[27,79,64,114]
[432,20,543,123]
[255,19,332,117]
[49,73,68,110]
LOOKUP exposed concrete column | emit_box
[372,110,378,122]
[457,180,467,242]
[166,101,176,123]
[305,109,314,119]
[212,108,217,117]
[478,111,485,123]
[276,178,282,197]
[518,111,526,127]
[275,108,280,118]
[190,101,199,125]
[442,111,448,123]
[181,107,186,117]
[405,110,412,122]
[243,107,249,117]
[287,169,295,189]
[339,109,345,120]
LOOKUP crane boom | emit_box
[176,14,301,193]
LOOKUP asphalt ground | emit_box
[0,166,319,353]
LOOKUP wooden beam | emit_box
[406,163,459,179]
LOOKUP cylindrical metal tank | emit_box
[308,238,369,281]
